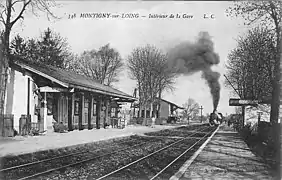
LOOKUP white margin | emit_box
[169,125,220,180]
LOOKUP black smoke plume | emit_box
[167,32,221,111]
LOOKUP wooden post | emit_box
[43,92,47,132]
[27,78,30,118]
[258,112,262,123]
[96,97,101,129]
[78,93,83,130]
[71,93,75,126]
[88,94,92,129]
[105,98,109,128]
[242,105,245,127]
[67,93,73,131]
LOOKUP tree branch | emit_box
[10,0,31,26]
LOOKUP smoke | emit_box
[167,32,221,110]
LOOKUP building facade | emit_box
[132,98,183,120]
[1,59,136,137]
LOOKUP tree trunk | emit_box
[144,106,147,119]
[269,23,281,170]
[242,105,245,127]
[138,105,142,118]
[157,89,162,118]
[270,38,281,124]
[150,102,153,118]
[0,0,13,119]
[0,46,5,136]
[138,84,142,118]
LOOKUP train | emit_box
[209,110,223,126]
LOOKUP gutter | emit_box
[69,84,137,101]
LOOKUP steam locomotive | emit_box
[209,110,223,126]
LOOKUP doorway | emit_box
[58,95,68,124]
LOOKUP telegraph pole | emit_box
[224,74,245,126]
[199,106,203,123]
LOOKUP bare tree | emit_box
[0,0,57,117]
[181,98,200,124]
[127,44,177,119]
[226,0,281,124]
[225,27,276,101]
[66,44,123,86]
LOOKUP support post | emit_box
[242,105,245,127]
[88,94,92,130]
[72,93,75,127]
[27,78,30,118]
[258,112,262,123]
[43,92,47,132]
[78,93,83,130]
[104,98,109,128]
[96,97,101,129]
[67,93,73,131]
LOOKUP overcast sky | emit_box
[11,1,250,115]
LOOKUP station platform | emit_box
[171,125,277,180]
[0,124,181,157]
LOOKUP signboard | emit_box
[118,102,127,105]
[40,86,70,92]
[229,99,259,106]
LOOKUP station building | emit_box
[1,58,136,137]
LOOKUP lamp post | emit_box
[199,106,203,123]
[257,110,263,134]
[257,111,263,123]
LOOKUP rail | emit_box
[96,126,213,180]
[1,124,212,180]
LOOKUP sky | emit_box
[10,1,250,115]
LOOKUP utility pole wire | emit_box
[223,74,241,98]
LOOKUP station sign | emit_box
[229,98,259,106]
[39,86,74,92]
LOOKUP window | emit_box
[93,103,97,116]
[47,98,53,115]
[111,108,116,117]
[74,101,79,115]
[84,99,89,108]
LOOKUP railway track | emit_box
[0,124,213,180]
[95,126,217,180]
[0,136,157,180]
[0,137,141,172]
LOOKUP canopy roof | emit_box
[12,59,136,102]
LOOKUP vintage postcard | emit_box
[0,1,280,180]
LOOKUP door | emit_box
[84,98,89,125]
[58,95,68,124]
